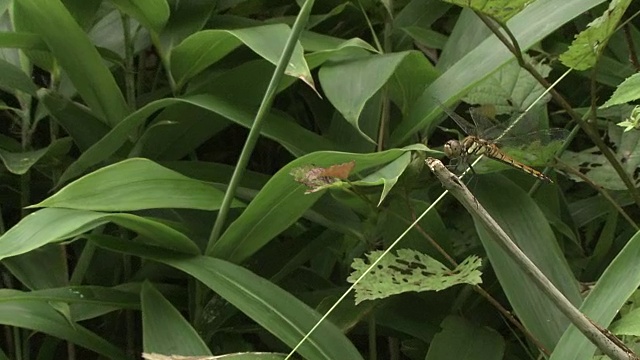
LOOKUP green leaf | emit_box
[387,51,440,117]
[348,250,482,304]
[602,73,640,108]
[34,158,244,211]
[141,282,211,356]
[391,0,607,145]
[0,137,72,175]
[3,246,69,290]
[319,51,419,143]
[444,0,531,23]
[550,230,640,359]
[560,123,640,190]
[143,353,287,360]
[0,208,200,261]
[171,24,312,90]
[58,94,333,185]
[473,175,582,350]
[0,57,38,95]
[611,306,640,336]
[0,292,126,359]
[39,90,112,151]
[426,316,505,360]
[353,152,412,206]
[463,55,552,113]
[210,144,432,262]
[93,237,364,360]
[13,0,129,127]
[110,0,170,35]
[559,0,632,71]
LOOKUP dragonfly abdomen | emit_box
[464,137,553,182]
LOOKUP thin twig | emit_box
[555,157,639,231]
[623,23,640,71]
[426,157,638,360]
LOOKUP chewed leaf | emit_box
[559,0,632,71]
[347,249,482,304]
[443,0,531,23]
[290,161,355,194]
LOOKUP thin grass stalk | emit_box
[205,0,316,255]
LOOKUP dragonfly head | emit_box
[444,139,463,158]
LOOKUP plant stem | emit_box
[426,157,638,360]
[205,0,316,255]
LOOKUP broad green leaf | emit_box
[444,0,531,23]
[138,105,230,160]
[348,250,482,304]
[210,144,432,262]
[0,57,37,95]
[0,208,200,261]
[157,1,216,51]
[34,158,243,211]
[0,286,138,309]
[387,52,439,117]
[319,51,419,143]
[473,175,582,350]
[400,26,447,49]
[560,123,640,190]
[110,0,170,35]
[0,293,126,359]
[59,0,101,30]
[0,32,48,51]
[602,72,640,108]
[58,94,332,185]
[0,137,72,175]
[141,282,211,356]
[426,316,505,360]
[550,230,640,359]
[3,246,69,290]
[303,33,376,69]
[611,304,640,336]
[171,24,312,90]
[560,0,632,71]
[463,55,552,113]
[353,152,412,206]
[391,0,606,145]
[143,353,287,360]
[13,0,129,127]
[93,237,364,360]
[39,90,112,151]
[394,0,451,50]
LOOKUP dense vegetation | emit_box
[0,0,639,359]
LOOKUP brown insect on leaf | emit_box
[317,160,356,179]
[290,160,356,193]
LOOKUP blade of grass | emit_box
[205,0,315,254]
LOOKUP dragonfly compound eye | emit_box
[444,140,462,158]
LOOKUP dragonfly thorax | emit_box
[444,136,487,159]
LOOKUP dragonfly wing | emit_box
[438,104,478,136]
[495,128,570,166]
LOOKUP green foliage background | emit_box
[0,0,639,359]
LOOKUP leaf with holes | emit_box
[559,0,632,71]
[347,249,482,304]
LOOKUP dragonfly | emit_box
[441,105,569,182]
